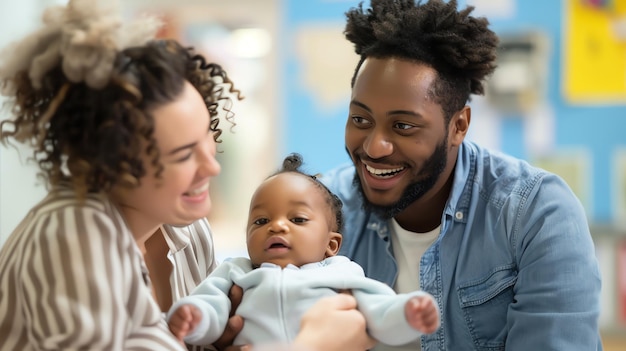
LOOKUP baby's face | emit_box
[246,172,339,268]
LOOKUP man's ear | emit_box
[450,106,471,147]
[325,232,343,257]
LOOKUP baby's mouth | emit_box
[269,243,287,249]
[265,237,290,251]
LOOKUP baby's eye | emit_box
[291,217,308,224]
[253,218,269,225]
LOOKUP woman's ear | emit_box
[325,232,342,258]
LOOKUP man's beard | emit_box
[352,139,448,219]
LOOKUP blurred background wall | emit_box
[1,0,625,345]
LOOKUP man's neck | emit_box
[394,172,454,233]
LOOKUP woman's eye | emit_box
[175,152,193,162]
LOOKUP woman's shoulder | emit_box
[7,187,129,250]
[0,187,136,284]
[25,184,117,216]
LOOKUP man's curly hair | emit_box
[0,39,242,199]
[345,0,499,120]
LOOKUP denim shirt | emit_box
[321,141,602,351]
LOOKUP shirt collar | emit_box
[258,257,341,270]
[444,140,475,222]
[160,224,191,253]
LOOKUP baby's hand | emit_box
[168,304,202,342]
[405,295,440,335]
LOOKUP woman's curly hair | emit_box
[345,0,499,120]
[272,153,344,234]
[0,0,242,199]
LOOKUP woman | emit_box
[0,0,373,350]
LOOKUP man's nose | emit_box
[363,128,393,159]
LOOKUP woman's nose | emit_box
[363,128,393,159]
[197,139,221,177]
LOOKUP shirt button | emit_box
[455,211,463,220]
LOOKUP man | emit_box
[321,0,603,350]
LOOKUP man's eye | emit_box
[394,122,414,130]
[351,116,370,125]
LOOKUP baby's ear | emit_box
[325,232,342,257]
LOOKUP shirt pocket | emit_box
[457,264,517,351]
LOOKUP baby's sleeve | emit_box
[352,282,433,345]
[167,259,246,345]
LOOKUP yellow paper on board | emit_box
[563,0,626,103]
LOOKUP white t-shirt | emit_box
[372,219,439,351]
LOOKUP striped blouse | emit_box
[0,186,186,350]
[161,220,217,306]
[161,220,219,351]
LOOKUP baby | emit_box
[167,154,440,347]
